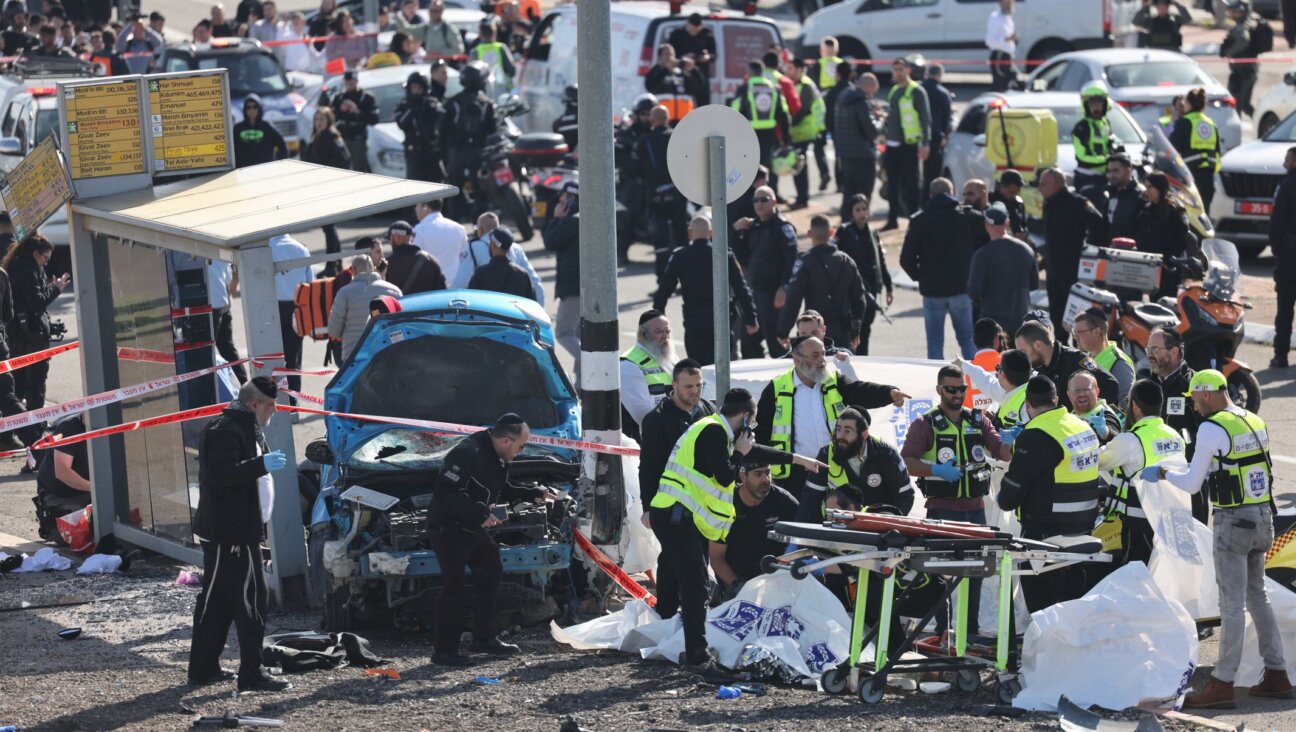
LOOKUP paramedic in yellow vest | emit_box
[998,375,1104,612]
[1096,379,1184,566]
[786,59,826,210]
[650,388,825,682]
[469,22,515,91]
[620,310,676,443]
[731,61,791,193]
[882,55,932,232]
[902,364,1013,635]
[1153,369,1293,709]
[800,407,913,522]
[1170,87,1221,211]
[1072,81,1118,206]
[961,348,1033,430]
[816,37,844,192]
[755,335,909,500]
[1073,308,1135,406]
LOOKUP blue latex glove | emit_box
[930,461,962,482]
[262,450,287,472]
[1140,465,1163,482]
[1085,412,1109,439]
[1000,425,1022,448]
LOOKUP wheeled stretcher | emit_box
[763,509,1111,704]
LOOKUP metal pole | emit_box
[708,136,730,399]
[363,0,380,56]
[576,0,623,546]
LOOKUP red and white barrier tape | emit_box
[280,387,324,405]
[572,527,656,607]
[171,305,213,318]
[273,366,337,377]
[31,403,226,451]
[0,340,79,375]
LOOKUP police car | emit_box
[156,37,309,154]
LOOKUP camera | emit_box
[49,320,67,341]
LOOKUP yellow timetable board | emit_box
[0,136,72,241]
[62,78,146,180]
[147,72,232,175]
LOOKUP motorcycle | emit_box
[457,94,536,241]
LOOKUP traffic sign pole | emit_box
[708,136,730,399]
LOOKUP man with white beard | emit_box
[756,335,909,500]
[620,310,678,443]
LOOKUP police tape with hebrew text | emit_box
[571,526,657,607]
[0,340,79,374]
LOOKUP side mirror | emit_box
[305,438,335,466]
[291,76,305,90]
[0,137,22,155]
[1031,78,1047,92]
[973,133,987,147]
[1285,71,1296,86]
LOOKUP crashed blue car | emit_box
[303,290,585,632]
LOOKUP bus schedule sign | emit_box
[61,78,146,180]
[147,70,233,176]
[0,136,72,241]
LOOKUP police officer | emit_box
[786,58,825,210]
[988,170,1029,240]
[552,83,578,151]
[834,194,893,355]
[1221,0,1260,118]
[882,56,931,231]
[757,335,908,500]
[1154,370,1293,708]
[394,71,444,184]
[470,21,515,90]
[649,388,824,681]
[732,184,797,356]
[633,106,687,284]
[615,94,657,257]
[1037,168,1108,340]
[1171,87,1222,211]
[816,38,845,192]
[1273,147,1296,369]
[1073,81,1118,206]
[1067,370,1123,446]
[800,407,912,522]
[653,214,759,367]
[1096,379,1185,566]
[188,378,290,692]
[441,62,498,222]
[1015,319,1121,411]
[321,70,379,173]
[1133,0,1190,50]
[1105,153,1145,242]
[428,413,547,666]
[902,364,1013,635]
[777,214,867,348]
[620,310,676,442]
[731,61,790,183]
[1074,308,1135,406]
[998,375,1103,612]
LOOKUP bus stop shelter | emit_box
[67,159,454,603]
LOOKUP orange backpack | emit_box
[292,278,336,341]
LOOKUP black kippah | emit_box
[1026,374,1056,399]
[1131,379,1163,406]
[496,412,525,427]
[723,388,753,407]
[639,309,664,326]
[250,376,277,400]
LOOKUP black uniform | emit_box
[1106,181,1145,241]
[733,213,798,356]
[638,395,716,507]
[1154,361,1206,522]
[552,103,578,150]
[0,266,36,447]
[1042,189,1107,339]
[395,88,445,183]
[1272,168,1296,364]
[799,437,912,522]
[33,415,88,540]
[1037,344,1120,413]
[833,221,892,355]
[666,24,716,77]
[645,63,690,100]
[7,254,63,414]
[1221,12,1260,117]
[988,189,1028,239]
[716,485,799,582]
[427,431,543,655]
[1133,201,1193,298]
[653,238,758,366]
[320,86,379,172]
[778,243,867,347]
[188,405,272,686]
[922,77,954,205]
[468,256,534,300]
[632,125,687,281]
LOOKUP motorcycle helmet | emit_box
[563,83,578,107]
[903,53,927,81]
[404,70,429,92]
[1080,80,1110,117]
[769,146,805,177]
[633,93,659,116]
[459,61,490,93]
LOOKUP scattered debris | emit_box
[77,554,122,575]
[175,570,202,586]
[1135,703,1244,731]
[716,686,742,700]
[472,676,502,686]
[1057,696,1164,731]
[920,681,952,694]
[191,711,284,728]
[364,668,400,681]
[56,627,81,640]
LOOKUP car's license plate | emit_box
[494,167,514,185]
[532,200,547,219]
[1236,200,1273,216]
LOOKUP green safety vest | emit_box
[1024,405,1101,502]
[789,76,826,144]
[1182,111,1220,172]
[620,344,671,399]
[887,80,922,145]
[471,41,509,82]
[1108,416,1184,519]
[1073,116,1112,169]
[818,55,843,90]
[731,75,780,131]
[1158,114,1175,136]
[917,407,992,499]
[1093,342,1134,376]
[997,383,1029,429]
[768,368,845,479]
[1205,408,1273,509]
[652,414,737,541]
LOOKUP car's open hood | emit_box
[323,290,580,467]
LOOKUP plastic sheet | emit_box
[1140,473,1219,621]
[76,554,122,574]
[3,547,73,573]
[1014,563,1197,712]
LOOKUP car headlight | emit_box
[378,150,404,170]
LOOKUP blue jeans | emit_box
[922,294,976,360]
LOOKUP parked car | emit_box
[799,0,1138,67]
[1209,110,1296,257]
[1255,69,1296,140]
[1024,48,1243,153]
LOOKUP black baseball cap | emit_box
[998,170,1024,187]
[343,69,357,80]
[490,227,514,251]
[985,203,1011,226]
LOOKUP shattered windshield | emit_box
[348,429,560,471]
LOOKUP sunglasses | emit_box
[940,385,968,395]
[753,196,773,203]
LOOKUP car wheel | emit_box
[1257,113,1279,139]
[1028,39,1074,63]
[836,37,869,68]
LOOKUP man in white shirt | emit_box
[620,310,677,442]
[249,0,281,44]
[454,212,544,305]
[271,233,312,405]
[985,0,1018,92]
[276,13,316,73]
[208,260,248,384]
[413,198,467,285]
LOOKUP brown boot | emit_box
[1248,668,1295,699]
[1184,677,1237,709]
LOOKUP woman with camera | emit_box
[4,234,70,420]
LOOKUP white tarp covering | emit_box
[583,434,661,576]
[551,572,851,679]
[1014,562,1198,712]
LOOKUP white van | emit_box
[517,2,784,134]
[800,0,1139,67]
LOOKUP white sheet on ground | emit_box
[3,547,73,572]
[1014,562,1198,712]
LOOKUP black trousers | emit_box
[989,51,1015,92]
[213,307,248,385]
[923,145,945,211]
[1285,0,1296,46]
[1192,167,1216,214]
[839,156,876,218]
[276,301,302,401]
[321,225,342,276]
[429,528,502,654]
[650,504,711,664]
[856,302,879,355]
[792,141,811,204]
[651,196,689,283]
[344,136,369,173]
[1123,515,1155,566]
[683,321,737,368]
[1275,277,1296,357]
[753,289,784,358]
[813,133,831,184]
[1020,563,1088,613]
[10,336,50,413]
[862,573,947,656]
[1228,68,1257,117]
[0,338,39,445]
[1045,272,1074,344]
[884,144,921,225]
[188,541,267,682]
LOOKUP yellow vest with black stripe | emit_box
[732,75,780,130]
[1109,416,1184,519]
[1093,342,1134,376]
[917,407,993,499]
[620,344,671,400]
[818,55,843,90]
[768,369,845,479]
[1182,111,1220,173]
[1074,116,1112,169]
[997,384,1029,429]
[790,76,826,144]
[887,80,922,144]
[1020,407,1102,534]
[471,41,510,83]
[652,414,737,541]
[1205,408,1272,509]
